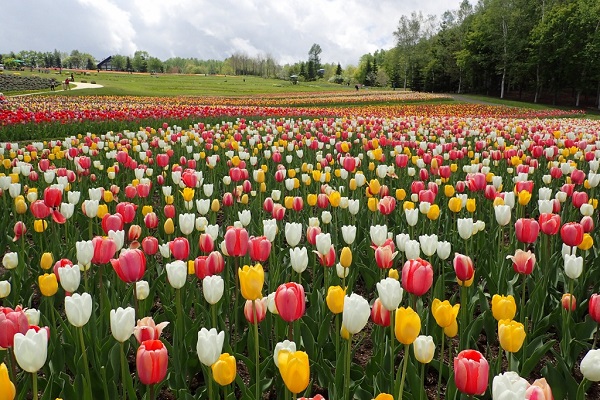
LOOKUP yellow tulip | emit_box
[368,198,379,212]
[211,199,220,212]
[448,197,462,213]
[15,199,27,214]
[340,247,352,268]
[444,185,455,197]
[340,324,350,340]
[349,178,357,191]
[403,201,415,210]
[0,363,16,400]
[373,394,394,400]
[284,196,294,209]
[40,252,54,270]
[431,299,460,328]
[254,169,265,183]
[164,218,175,235]
[326,286,345,314]
[260,182,267,192]
[427,204,440,220]
[329,191,341,207]
[97,204,109,219]
[211,353,236,386]
[142,205,153,216]
[517,190,531,206]
[239,263,264,301]
[395,189,406,201]
[278,351,310,394]
[466,198,476,213]
[307,194,317,207]
[493,197,505,207]
[288,169,296,179]
[444,319,458,338]
[457,274,475,287]
[388,269,399,280]
[368,179,381,196]
[33,219,48,233]
[103,191,114,203]
[38,274,58,297]
[578,233,593,251]
[498,319,526,353]
[181,187,195,202]
[165,195,174,205]
[394,307,421,345]
[491,294,517,321]
[240,194,249,204]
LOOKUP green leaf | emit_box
[521,338,555,377]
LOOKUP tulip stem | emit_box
[592,324,599,349]
[419,362,425,400]
[390,311,395,392]
[212,303,218,329]
[32,372,38,400]
[207,366,214,400]
[6,347,16,387]
[120,342,128,400]
[398,344,410,400]
[344,335,352,400]
[149,384,155,400]
[79,327,93,400]
[253,300,260,400]
[435,333,445,400]
[335,314,339,358]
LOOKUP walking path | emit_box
[7,82,103,97]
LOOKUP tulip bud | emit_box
[110,307,135,342]
[203,275,224,305]
[65,292,93,327]
[14,328,48,373]
[166,260,187,289]
[196,328,225,367]
[136,280,150,300]
[0,281,11,298]
[562,293,576,311]
[413,335,435,364]
[212,353,236,386]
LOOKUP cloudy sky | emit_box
[1,0,467,66]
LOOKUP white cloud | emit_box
[1,0,468,66]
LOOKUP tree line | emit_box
[353,0,599,107]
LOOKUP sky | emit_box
[1,0,467,67]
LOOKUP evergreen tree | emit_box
[126,57,133,72]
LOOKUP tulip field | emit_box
[1,90,600,400]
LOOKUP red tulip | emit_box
[514,218,540,244]
[506,249,536,275]
[102,213,125,234]
[144,212,159,229]
[222,192,234,207]
[30,200,50,219]
[401,258,433,296]
[163,205,175,219]
[43,186,62,208]
[292,197,303,211]
[316,245,336,267]
[453,253,474,282]
[0,306,29,348]
[198,234,214,253]
[454,349,489,396]
[581,216,594,233]
[263,197,274,213]
[572,192,588,209]
[589,294,600,323]
[128,225,142,242]
[142,236,158,255]
[306,226,321,246]
[515,180,533,194]
[374,245,396,269]
[156,153,170,168]
[248,236,272,262]
[12,221,26,242]
[53,258,74,280]
[560,222,584,247]
[317,194,329,208]
[378,196,396,215]
[169,237,190,260]
[275,282,306,322]
[137,183,151,198]
[370,298,391,327]
[111,248,146,283]
[244,299,267,324]
[194,251,225,279]
[92,236,117,264]
[124,185,137,199]
[224,227,249,257]
[272,204,286,220]
[116,202,137,224]
[571,169,585,185]
[136,340,168,385]
[539,213,560,235]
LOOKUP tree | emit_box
[86,58,94,70]
[111,55,126,71]
[126,57,133,72]
[132,51,149,73]
[308,44,322,75]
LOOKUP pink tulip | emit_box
[454,349,489,395]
